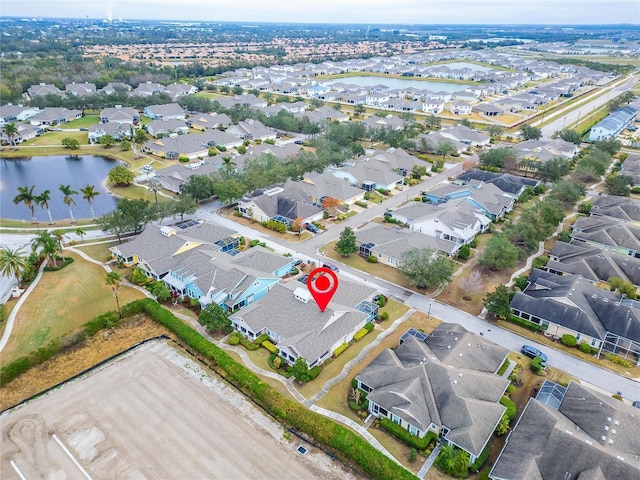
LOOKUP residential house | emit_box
[356,223,460,261]
[296,106,349,124]
[362,115,407,131]
[621,153,640,186]
[88,123,132,144]
[226,119,276,142]
[65,82,97,96]
[417,132,467,155]
[283,172,365,206]
[237,186,324,228]
[99,106,140,125]
[142,130,242,160]
[389,200,491,246]
[513,138,579,168]
[165,83,198,100]
[186,112,232,130]
[590,195,640,222]
[510,269,640,366]
[0,104,40,125]
[109,223,292,311]
[229,278,377,368]
[367,147,424,177]
[29,108,82,126]
[146,119,189,138]
[0,123,44,144]
[490,382,640,479]
[571,216,640,257]
[547,241,640,288]
[100,82,132,95]
[143,103,186,120]
[327,157,405,192]
[133,81,166,97]
[356,324,509,465]
[449,100,473,116]
[422,99,445,114]
[455,170,540,199]
[588,105,636,142]
[423,182,514,220]
[438,125,490,147]
[27,83,64,98]
[473,103,502,117]
[153,160,219,193]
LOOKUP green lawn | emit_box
[0,252,146,363]
[63,115,100,128]
[75,241,120,263]
[27,131,88,146]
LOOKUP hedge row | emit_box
[262,340,279,354]
[131,299,416,480]
[500,395,517,420]
[507,314,543,332]
[333,343,349,357]
[379,418,436,450]
[354,328,369,341]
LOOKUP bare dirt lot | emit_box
[1,340,357,480]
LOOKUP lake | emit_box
[323,75,472,93]
[1,155,120,222]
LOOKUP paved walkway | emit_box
[417,443,442,479]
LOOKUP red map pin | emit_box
[307,267,339,312]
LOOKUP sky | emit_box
[2,0,639,25]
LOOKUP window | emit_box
[576,333,581,341]
[591,338,597,347]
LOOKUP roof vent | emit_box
[609,439,614,445]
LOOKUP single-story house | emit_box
[0,105,40,125]
[588,105,636,142]
[133,81,166,97]
[356,223,460,262]
[0,123,44,144]
[226,119,276,142]
[327,157,405,192]
[27,83,64,98]
[490,381,640,479]
[438,125,490,147]
[571,216,640,258]
[589,194,640,222]
[146,119,189,138]
[65,82,97,96]
[88,123,133,144]
[29,108,82,126]
[237,187,324,228]
[100,106,140,125]
[356,323,509,465]
[230,278,378,368]
[455,170,540,199]
[547,240,640,288]
[424,182,514,221]
[510,269,640,366]
[143,103,186,120]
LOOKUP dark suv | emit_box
[521,345,547,366]
[322,262,339,272]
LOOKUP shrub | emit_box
[561,334,577,347]
[458,245,470,260]
[190,298,200,308]
[249,239,261,247]
[380,311,389,321]
[367,255,378,263]
[262,340,279,354]
[376,295,387,307]
[470,446,490,472]
[355,201,368,208]
[530,356,544,373]
[179,156,190,163]
[228,334,240,346]
[507,314,543,332]
[500,395,517,420]
[309,366,321,380]
[333,343,349,357]
[579,342,592,353]
[379,418,436,450]
[354,328,369,341]
[605,352,633,368]
[364,322,375,332]
[497,359,510,376]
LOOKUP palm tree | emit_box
[75,228,86,242]
[31,231,58,268]
[105,271,123,318]
[0,247,30,286]
[13,185,37,223]
[148,178,161,204]
[2,122,19,146]
[51,229,68,261]
[35,189,54,225]
[221,156,237,177]
[59,184,78,223]
[80,184,100,219]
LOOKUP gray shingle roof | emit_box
[457,169,539,196]
[572,216,640,252]
[357,333,508,457]
[490,382,640,480]
[511,269,640,343]
[355,223,459,257]
[548,241,640,287]
[590,195,640,222]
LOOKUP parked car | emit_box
[306,223,320,234]
[322,262,339,272]
[632,400,640,409]
[521,345,547,366]
[79,127,89,131]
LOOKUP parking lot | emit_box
[1,340,356,479]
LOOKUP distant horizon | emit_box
[1,16,639,27]
[2,0,638,26]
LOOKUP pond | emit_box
[323,76,473,93]
[1,155,120,222]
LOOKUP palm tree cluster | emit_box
[12,183,100,224]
